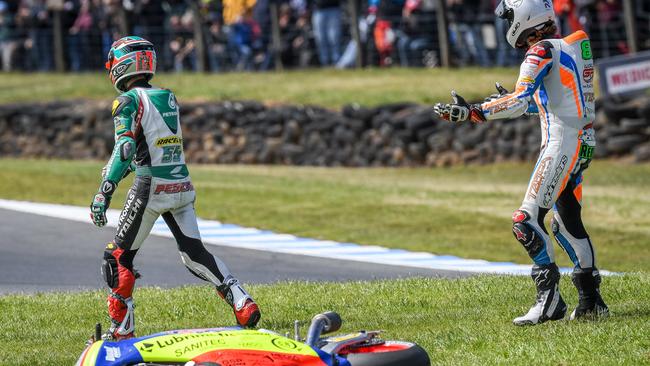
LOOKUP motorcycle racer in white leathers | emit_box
[434,0,608,325]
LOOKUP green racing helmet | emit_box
[105,36,156,92]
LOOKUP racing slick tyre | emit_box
[344,341,430,366]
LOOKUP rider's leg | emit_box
[511,126,581,325]
[162,200,260,328]
[102,243,138,339]
[551,178,594,269]
[551,176,608,319]
[102,176,157,339]
[511,202,567,326]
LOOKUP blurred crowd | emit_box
[0,0,644,72]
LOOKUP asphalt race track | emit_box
[0,209,466,294]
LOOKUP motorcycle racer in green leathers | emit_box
[90,36,260,340]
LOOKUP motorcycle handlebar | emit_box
[305,311,342,347]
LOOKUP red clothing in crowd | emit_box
[553,0,581,33]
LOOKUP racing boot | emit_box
[570,268,609,320]
[513,263,567,326]
[217,276,261,328]
[102,295,135,340]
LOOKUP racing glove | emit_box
[90,180,117,227]
[483,82,509,103]
[434,91,486,124]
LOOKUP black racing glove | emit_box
[434,91,486,124]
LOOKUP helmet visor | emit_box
[105,51,114,70]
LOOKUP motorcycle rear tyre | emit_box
[345,342,430,366]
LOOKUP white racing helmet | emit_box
[495,0,555,49]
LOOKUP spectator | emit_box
[310,0,342,66]
[492,0,517,66]
[278,2,298,66]
[206,19,229,72]
[131,0,166,65]
[0,0,17,71]
[292,7,316,68]
[223,0,257,70]
[276,2,313,68]
[337,16,369,69]
[369,0,404,66]
[13,2,34,70]
[396,0,436,67]
[252,0,271,70]
[200,0,229,71]
[27,0,53,71]
[231,15,258,70]
[554,0,581,34]
[68,0,95,71]
[595,0,626,57]
[168,10,197,71]
[447,0,490,67]
[95,0,124,63]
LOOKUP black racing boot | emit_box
[513,263,567,326]
[570,268,609,320]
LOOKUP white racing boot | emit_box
[513,263,567,326]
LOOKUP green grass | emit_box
[1,160,649,364]
[0,68,517,107]
[0,159,648,272]
[1,276,649,365]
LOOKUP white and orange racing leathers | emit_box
[481,31,597,268]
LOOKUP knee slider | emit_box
[512,210,545,259]
[102,242,120,289]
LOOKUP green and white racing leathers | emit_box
[96,86,258,338]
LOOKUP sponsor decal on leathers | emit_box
[543,155,568,206]
[154,182,194,195]
[527,157,552,200]
[583,66,594,83]
[117,192,143,238]
[155,136,183,147]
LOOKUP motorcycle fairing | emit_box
[76,328,346,366]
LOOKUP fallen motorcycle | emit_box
[76,311,430,366]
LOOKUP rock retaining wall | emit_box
[1,97,649,166]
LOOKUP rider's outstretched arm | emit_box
[481,41,554,121]
[90,95,138,227]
